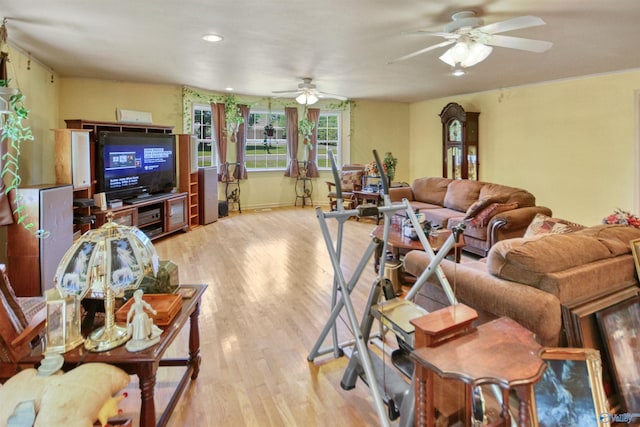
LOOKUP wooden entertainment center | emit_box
[63,119,189,240]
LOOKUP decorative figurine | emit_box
[125,289,162,352]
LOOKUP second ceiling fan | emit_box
[273,78,347,105]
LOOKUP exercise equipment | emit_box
[307,150,465,427]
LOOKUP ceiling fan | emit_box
[272,78,347,105]
[390,11,553,72]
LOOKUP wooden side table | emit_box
[411,306,546,427]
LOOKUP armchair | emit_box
[0,264,45,382]
[326,164,366,211]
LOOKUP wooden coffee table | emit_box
[371,216,465,274]
[23,284,207,427]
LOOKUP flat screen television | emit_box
[96,131,177,202]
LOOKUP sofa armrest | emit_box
[388,186,414,203]
[403,251,562,346]
[488,206,553,245]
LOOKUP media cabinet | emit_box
[60,119,189,240]
[93,192,188,240]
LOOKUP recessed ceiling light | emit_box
[202,34,224,43]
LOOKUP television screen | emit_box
[96,131,176,201]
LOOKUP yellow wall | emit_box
[58,78,183,131]
[351,100,410,183]
[5,46,60,186]
[410,71,640,226]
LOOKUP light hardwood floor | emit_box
[120,207,404,426]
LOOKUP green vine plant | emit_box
[0,79,42,236]
[223,94,244,143]
[298,117,315,149]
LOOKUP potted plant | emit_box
[224,94,244,143]
[383,152,398,182]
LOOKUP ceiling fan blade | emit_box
[388,39,455,64]
[402,30,456,38]
[478,15,546,35]
[317,92,347,101]
[272,89,301,94]
[485,34,552,52]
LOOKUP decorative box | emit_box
[115,293,181,326]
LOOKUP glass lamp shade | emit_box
[53,219,159,352]
[439,42,493,68]
[295,92,319,105]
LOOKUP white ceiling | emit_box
[3,0,640,103]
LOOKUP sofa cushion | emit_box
[464,196,498,219]
[411,177,452,206]
[467,202,519,228]
[340,170,363,192]
[479,183,536,208]
[443,180,483,212]
[487,225,640,291]
[524,213,585,238]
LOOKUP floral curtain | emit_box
[306,108,320,178]
[233,104,249,180]
[211,102,228,181]
[284,107,299,177]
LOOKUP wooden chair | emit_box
[326,164,366,211]
[0,264,46,382]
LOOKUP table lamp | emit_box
[54,216,159,352]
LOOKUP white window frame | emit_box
[245,110,288,171]
[192,103,217,168]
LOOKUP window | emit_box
[242,109,342,171]
[316,112,340,169]
[245,112,287,170]
[192,104,217,167]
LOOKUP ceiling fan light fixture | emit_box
[439,41,492,68]
[296,92,318,105]
[452,68,465,77]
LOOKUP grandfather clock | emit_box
[440,102,479,180]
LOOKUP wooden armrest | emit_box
[326,181,336,190]
[11,307,46,348]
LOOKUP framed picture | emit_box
[596,296,640,412]
[533,347,608,427]
[560,286,639,400]
[630,238,640,279]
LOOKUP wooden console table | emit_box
[23,284,207,427]
[411,308,546,427]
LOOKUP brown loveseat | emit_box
[403,224,640,346]
[388,177,552,256]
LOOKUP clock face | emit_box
[449,119,462,142]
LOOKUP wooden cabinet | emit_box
[61,120,189,239]
[52,128,93,235]
[177,134,200,229]
[93,192,188,240]
[7,185,73,296]
[165,194,188,233]
[440,103,479,180]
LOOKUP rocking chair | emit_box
[326,164,366,211]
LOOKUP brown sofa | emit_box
[388,177,552,256]
[403,224,640,346]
